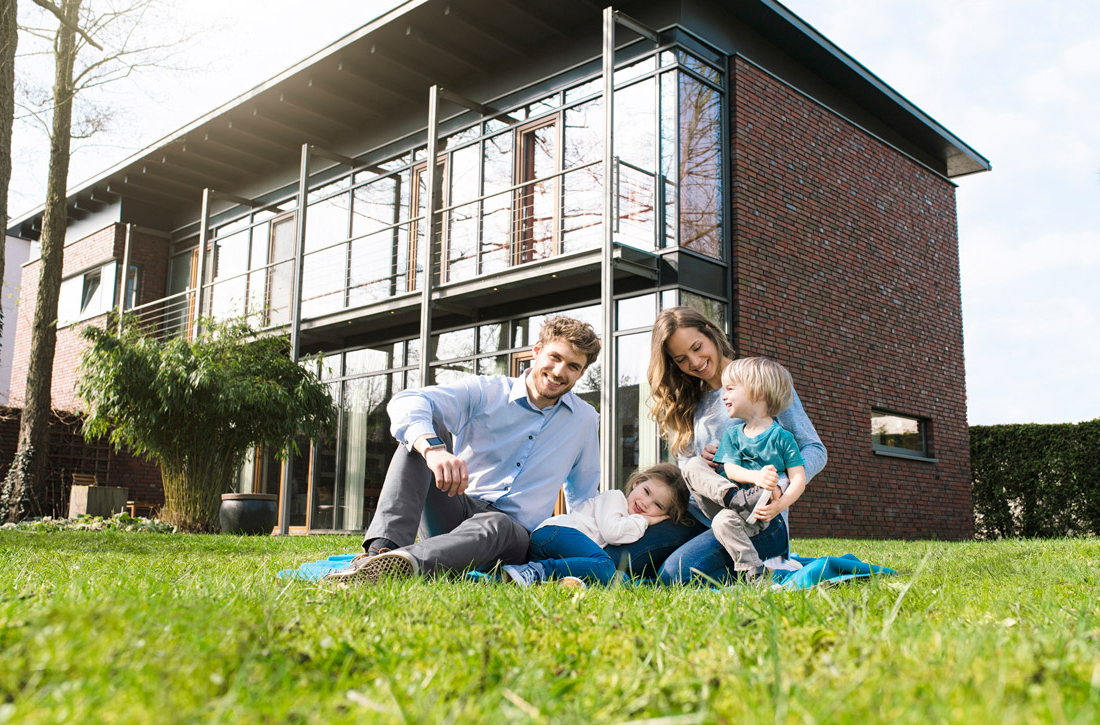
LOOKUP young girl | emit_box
[502,463,690,588]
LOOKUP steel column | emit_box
[600,7,616,493]
[278,143,313,536]
[192,189,212,340]
[117,223,133,334]
[417,86,443,386]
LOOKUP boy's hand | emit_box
[642,513,669,526]
[754,465,779,491]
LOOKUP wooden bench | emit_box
[126,500,159,518]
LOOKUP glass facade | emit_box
[197,46,725,328]
[216,42,730,532]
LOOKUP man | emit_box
[326,315,601,582]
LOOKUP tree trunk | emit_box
[0,0,17,343]
[2,0,82,522]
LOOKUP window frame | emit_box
[871,409,937,462]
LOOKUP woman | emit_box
[606,307,826,584]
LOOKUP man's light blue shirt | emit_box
[388,372,600,532]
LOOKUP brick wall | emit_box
[730,58,972,539]
[9,224,170,411]
[0,406,164,517]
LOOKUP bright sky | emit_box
[9,0,1099,425]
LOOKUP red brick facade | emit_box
[10,223,169,411]
[0,406,164,517]
[730,59,972,539]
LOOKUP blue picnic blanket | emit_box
[771,553,896,590]
[279,552,895,588]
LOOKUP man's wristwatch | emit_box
[420,436,447,455]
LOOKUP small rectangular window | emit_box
[871,410,932,459]
[79,272,102,314]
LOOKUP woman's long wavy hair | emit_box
[647,306,735,457]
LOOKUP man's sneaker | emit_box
[501,562,545,587]
[324,550,418,583]
[557,576,587,590]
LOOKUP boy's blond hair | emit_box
[721,357,794,416]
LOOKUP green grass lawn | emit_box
[1,531,1097,724]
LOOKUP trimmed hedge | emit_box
[971,419,1100,538]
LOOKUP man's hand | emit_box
[425,448,468,496]
[641,513,669,527]
[753,464,779,491]
[701,443,720,470]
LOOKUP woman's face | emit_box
[665,326,725,390]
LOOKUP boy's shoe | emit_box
[557,576,587,590]
[501,562,545,587]
[324,550,418,583]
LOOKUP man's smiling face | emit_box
[524,339,588,408]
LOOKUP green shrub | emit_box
[971,419,1100,538]
[77,316,335,533]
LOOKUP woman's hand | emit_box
[701,443,720,470]
[752,491,783,522]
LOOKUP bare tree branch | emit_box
[30,0,103,50]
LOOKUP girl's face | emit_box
[626,477,675,518]
[665,326,725,390]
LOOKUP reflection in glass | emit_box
[562,96,604,254]
[679,72,723,258]
[660,72,678,247]
[478,324,507,354]
[477,355,509,377]
[309,382,340,529]
[433,360,474,386]
[301,244,347,317]
[266,217,295,325]
[516,120,558,264]
[617,294,656,330]
[210,230,248,321]
[346,346,392,376]
[339,375,400,530]
[305,191,351,253]
[680,291,727,334]
[872,412,925,454]
[432,328,476,362]
[447,144,480,282]
[351,176,401,303]
[616,332,657,486]
[482,131,513,274]
[615,79,656,250]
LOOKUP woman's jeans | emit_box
[528,525,618,585]
[605,515,789,585]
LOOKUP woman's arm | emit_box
[776,388,827,481]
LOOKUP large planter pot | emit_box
[219,493,277,535]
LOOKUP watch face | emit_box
[426,437,445,448]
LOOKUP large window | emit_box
[872,410,933,460]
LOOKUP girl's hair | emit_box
[626,462,691,525]
[646,306,735,457]
[721,356,794,416]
